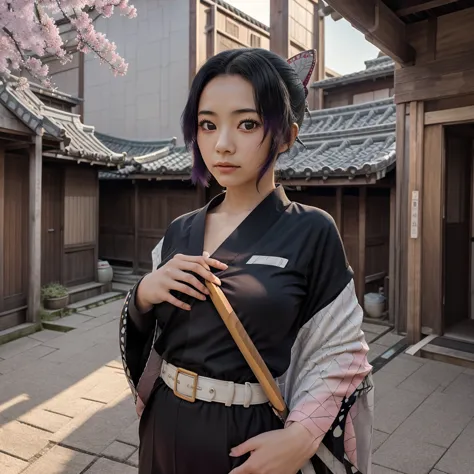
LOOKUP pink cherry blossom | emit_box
[0,0,137,85]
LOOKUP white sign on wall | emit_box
[411,190,419,239]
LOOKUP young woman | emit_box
[120,48,374,474]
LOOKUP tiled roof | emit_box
[0,77,124,164]
[276,98,396,180]
[95,132,177,157]
[312,56,394,90]
[97,132,192,179]
[215,0,269,32]
[99,98,396,182]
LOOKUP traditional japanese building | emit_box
[323,0,474,365]
[0,78,124,333]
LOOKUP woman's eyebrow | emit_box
[198,108,258,116]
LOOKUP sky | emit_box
[226,0,380,75]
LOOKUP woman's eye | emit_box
[239,120,259,131]
[199,121,216,131]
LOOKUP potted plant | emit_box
[41,283,69,310]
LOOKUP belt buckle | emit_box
[173,367,198,403]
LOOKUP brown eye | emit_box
[199,120,216,131]
[238,120,259,131]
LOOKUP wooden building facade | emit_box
[0,78,123,332]
[324,0,474,360]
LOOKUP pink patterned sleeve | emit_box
[283,280,372,448]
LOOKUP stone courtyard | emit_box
[0,297,473,474]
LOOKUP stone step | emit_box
[113,273,141,285]
[421,340,474,369]
[67,282,107,304]
[0,322,42,346]
[112,265,134,276]
[112,282,133,293]
[67,291,123,312]
[68,282,104,294]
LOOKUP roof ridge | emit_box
[95,131,177,147]
[306,97,394,118]
[214,0,269,32]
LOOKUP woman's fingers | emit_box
[172,282,207,301]
[165,293,192,311]
[175,261,222,286]
[177,253,228,271]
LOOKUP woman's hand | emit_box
[136,252,227,312]
[228,423,315,474]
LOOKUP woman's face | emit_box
[196,74,273,189]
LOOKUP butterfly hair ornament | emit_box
[287,49,317,148]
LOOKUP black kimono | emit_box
[120,185,374,474]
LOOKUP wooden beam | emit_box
[279,176,378,186]
[396,0,460,17]
[389,184,396,323]
[5,142,30,151]
[406,101,424,345]
[425,106,474,125]
[27,133,42,324]
[395,51,474,104]
[357,187,367,302]
[325,0,415,65]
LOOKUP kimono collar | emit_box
[187,185,291,261]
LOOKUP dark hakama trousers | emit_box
[138,378,283,474]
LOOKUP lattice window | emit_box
[225,18,239,38]
[250,33,261,48]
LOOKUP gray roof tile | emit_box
[95,132,177,156]
[277,98,396,180]
[312,55,394,90]
[0,77,124,163]
[96,131,192,179]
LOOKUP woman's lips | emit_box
[215,165,240,173]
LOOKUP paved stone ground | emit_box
[0,299,472,474]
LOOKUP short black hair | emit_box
[181,48,306,186]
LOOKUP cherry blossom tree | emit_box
[0,1,137,87]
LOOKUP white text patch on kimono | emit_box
[246,255,288,268]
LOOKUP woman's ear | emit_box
[278,123,299,154]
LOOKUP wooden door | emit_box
[41,165,63,285]
[443,132,472,329]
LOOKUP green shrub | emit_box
[41,283,68,300]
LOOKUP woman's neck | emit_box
[218,175,276,216]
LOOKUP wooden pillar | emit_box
[189,0,199,85]
[357,187,367,301]
[421,125,444,335]
[94,172,99,281]
[133,180,139,273]
[406,101,425,344]
[28,133,42,324]
[388,184,396,323]
[316,2,325,109]
[270,0,290,58]
[78,52,85,122]
[395,103,408,333]
[208,4,217,58]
